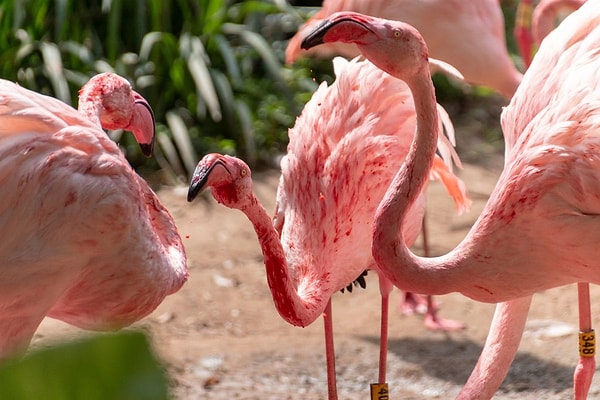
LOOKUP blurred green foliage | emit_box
[0,331,168,400]
[0,0,520,183]
[0,0,320,182]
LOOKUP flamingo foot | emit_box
[401,293,464,331]
[574,355,595,400]
[424,295,465,331]
[400,292,429,316]
[424,310,466,331]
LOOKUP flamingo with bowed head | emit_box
[301,4,600,398]
[0,73,188,360]
[78,73,156,157]
[187,56,469,398]
[287,0,522,99]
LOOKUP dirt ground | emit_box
[32,98,600,399]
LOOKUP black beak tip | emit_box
[187,183,199,203]
[187,172,208,202]
[140,142,154,158]
[300,20,330,50]
[300,37,318,50]
[186,158,226,203]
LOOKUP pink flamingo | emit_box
[187,56,469,399]
[287,0,524,323]
[301,4,600,398]
[532,0,585,44]
[514,0,585,68]
[0,73,188,360]
[78,72,156,157]
[287,0,522,99]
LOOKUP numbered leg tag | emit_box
[579,329,596,358]
[370,383,389,400]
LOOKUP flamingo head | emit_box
[187,153,253,210]
[301,11,429,82]
[79,72,155,157]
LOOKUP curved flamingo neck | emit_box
[78,87,102,127]
[240,192,328,327]
[372,70,453,294]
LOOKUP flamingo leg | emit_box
[574,282,595,400]
[458,296,532,399]
[323,298,338,400]
[369,273,392,399]
[379,292,388,384]
[378,274,393,384]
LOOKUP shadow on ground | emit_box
[359,334,574,393]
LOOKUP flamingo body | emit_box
[0,75,188,359]
[532,0,586,52]
[188,56,469,397]
[301,4,600,398]
[190,56,468,325]
[278,59,466,287]
[287,0,521,98]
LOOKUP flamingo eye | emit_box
[393,30,401,38]
[240,168,248,177]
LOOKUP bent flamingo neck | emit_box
[78,87,102,127]
[372,71,455,294]
[241,193,328,327]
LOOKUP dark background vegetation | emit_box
[0,0,519,182]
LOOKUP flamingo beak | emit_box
[187,154,231,202]
[128,91,155,157]
[301,12,376,50]
[300,19,331,49]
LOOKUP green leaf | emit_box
[157,129,186,179]
[221,23,288,87]
[139,31,177,63]
[210,69,235,127]
[182,34,222,122]
[61,40,94,65]
[40,42,70,103]
[0,331,168,400]
[213,34,242,87]
[166,110,198,176]
[234,98,256,165]
[202,0,226,34]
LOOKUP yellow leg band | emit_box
[579,330,596,357]
[370,383,389,400]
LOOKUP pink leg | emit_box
[378,274,393,384]
[458,296,532,399]
[323,298,338,400]
[574,282,595,400]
